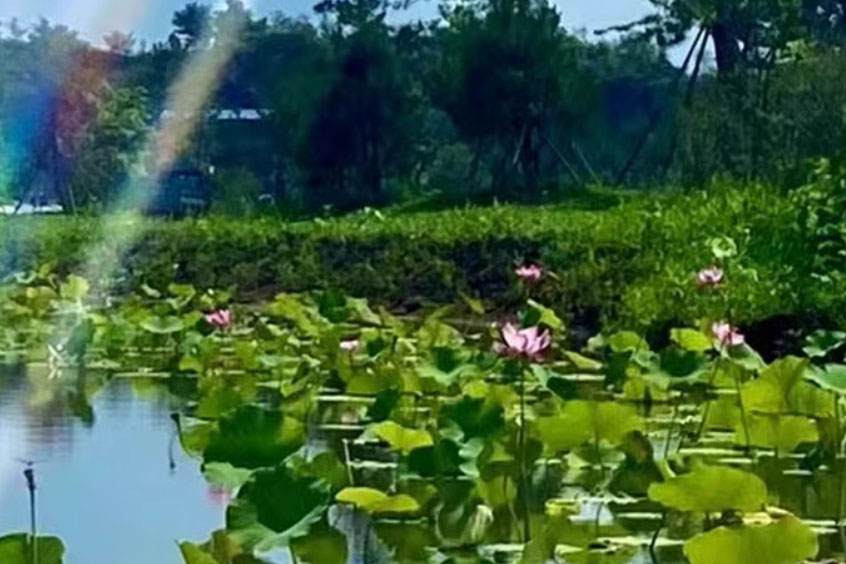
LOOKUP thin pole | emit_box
[571,140,601,185]
[615,26,707,185]
[541,130,582,185]
[24,467,37,564]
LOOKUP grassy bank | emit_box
[0,184,837,333]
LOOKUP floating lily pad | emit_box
[371,420,433,454]
[684,514,817,564]
[336,487,420,514]
[204,406,305,469]
[648,465,766,513]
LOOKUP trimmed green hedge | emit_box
[0,184,838,331]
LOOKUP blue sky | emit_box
[0,0,655,46]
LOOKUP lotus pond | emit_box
[1,264,846,564]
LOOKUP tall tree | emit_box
[298,0,415,209]
[627,0,806,75]
[434,0,578,195]
[170,2,213,49]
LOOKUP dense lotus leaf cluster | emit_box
[2,264,846,564]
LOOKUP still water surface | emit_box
[0,364,223,564]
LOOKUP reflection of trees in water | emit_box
[0,364,106,456]
[0,363,193,461]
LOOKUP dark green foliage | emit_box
[0,182,838,330]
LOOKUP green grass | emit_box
[0,183,838,332]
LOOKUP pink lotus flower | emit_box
[496,323,551,362]
[515,264,542,283]
[698,266,724,286]
[340,339,360,352]
[712,322,745,347]
[207,484,232,507]
[205,309,232,329]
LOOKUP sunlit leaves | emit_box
[335,487,420,514]
[179,530,271,563]
[708,236,738,259]
[806,363,846,395]
[648,466,766,513]
[802,330,846,358]
[203,463,254,491]
[741,357,832,418]
[140,312,186,334]
[740,414,819,454]
[525,299,564,331]
[607,332,648,353]
[371,420,433,454]
[671,328,713,352]
[537,400,643,453]
[684,515,817,564]
[265,294,326,337]
[59,275,89,302]
[179,542,220,564]
[0,534,65,564]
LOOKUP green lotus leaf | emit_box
[671,328,714,352]
[739,413,819,454]
[290,520,348,564]
[265,294,325,337]
[180,533,271,564]
[526,299,564,331]
[741,356,832,418]
[140,315,185,334]
[806,363,846,395]
[204,406,305,469]
[684,514,817,564]
[561,351,603,371]
[537,400,643,453]
[203,463,254,491]
[441,395,506,439]
[374,522,437,564]
[648,465,766,513]
[372,420,433,454]
[336,487,420,514]
[607,331,648,353]
[226,464,330,552]
[0,534,65,564]
[179,542,220,564]
[802,330,846,358]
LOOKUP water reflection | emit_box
[0,364,223,563]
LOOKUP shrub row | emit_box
[0,184,839,332]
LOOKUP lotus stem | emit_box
[649,511,666,564]
[835,393,846,550]
[519,365,531,543]
[24,467,36,564]
[696,357,722,441]
[342,438,355,486]
[663,397,680,459]
[734,370,751,452]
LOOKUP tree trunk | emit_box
[711,20,741,76]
